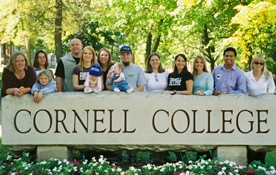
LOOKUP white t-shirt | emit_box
[245,70,275,95]
[144,71,169,92]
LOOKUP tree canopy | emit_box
[0,0,275,73]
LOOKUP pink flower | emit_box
[246,169,255,174]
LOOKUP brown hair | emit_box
[145,52,165,73]
[33,50,49,69]
[97,48,113,69]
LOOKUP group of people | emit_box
[1,38,275,103]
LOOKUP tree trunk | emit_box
[201,24,216,71]
[145,32,152,64]
[25,38,32,65]
[55,0,63,62]
[152,34,161,53]
[2,44,7,65]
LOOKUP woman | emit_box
[144,53,169,92]
[72,46,97,91]
[192,55,214,96]
[1,52,35,97]
[97,48,113,90]
[33,50,54,78]
[163,54,193,95]
[245,55,275,96]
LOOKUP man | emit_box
[212,47,246,95]
[106,45,146,91]
[55,38,83,92]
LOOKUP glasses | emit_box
[38,56,46,59]
[154,74,158,82]
[254,62,264,65]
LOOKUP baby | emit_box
[84,62,102,93]
[31,69,56,103]
[107,62,133,93]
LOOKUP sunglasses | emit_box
[254,62,264,65]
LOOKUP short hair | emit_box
[145,52,165,73]
[97,48,113,68]
[37,69,52,82]
[251,55,271,81]
[116,62,125,71]
[192,55,209,76]
[172,54,188,76]
[223,47,237,57]
[6,52,29,73]
[79,46,96,71]
[33,50,49,69]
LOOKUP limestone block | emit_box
[248,145,276,152]
[214,146,247,165]
[2,92,276,152]
[37,146,72,161]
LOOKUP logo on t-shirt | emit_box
[80,72,89,80]
[128,74,134,77]
[216,74,221,80]
[169,77,182,86]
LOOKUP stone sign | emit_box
[2,92,276,163]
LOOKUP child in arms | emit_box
[107,62,133,93]
[84,62,102,93]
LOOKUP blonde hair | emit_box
[79,46,96,71]
[37,69,52,83]
[251,55,271,81]
[6,52,29,73]
[192,55,208,76]
[115,62,125,71]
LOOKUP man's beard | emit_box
[122,61,130,67]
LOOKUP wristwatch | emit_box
[172,90,177,95]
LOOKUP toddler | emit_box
[107,62,133,93]
[84,62,102,93]
[31,69,56,103]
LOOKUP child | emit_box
[31,69,56,103]
[107,62,134,93]
[84,62,102,93]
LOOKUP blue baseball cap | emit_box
[120,45,132,54]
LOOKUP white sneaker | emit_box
[114,88,120,93]
[126,87,134,93]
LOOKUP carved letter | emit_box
[73,109,89,133]
[221,110,234,133]
[206,110,219,133]
[34,109,52,133]
[14,109,31,134]
[93,110,106,133]
[171,110,190,133]
[123,110,136,133]
[54,109,70,133]
[192,110,204,133]
[236,110,253,134]
[108,109,121,133]
[152,109,169,134]
[256,110,270,133]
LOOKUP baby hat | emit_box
[89,62,101,76]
